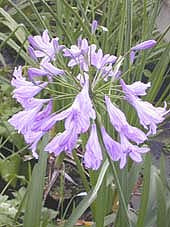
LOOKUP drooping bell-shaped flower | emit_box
[28,58,64,81]
[120,79,169,135]
[105,96,147,144]
[12,101,53,158]
[45,126,78,156]
[84,124,103,170]
[8,104,43,134]
[12,67,48,106]
[124,80,151,96]
[101,126,121,161]
[119,133,149,169]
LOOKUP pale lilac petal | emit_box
[120,153,127,169]
[105,95,147,144]
[42,29,50,43]
[123,125,147,144]
[101,126,121,161]
[119,133,149,168]
[13,81,48,100]
[8,104,43,134]
[40,107,72,131]
[129,152,142,163]
[16,97,49,110]
[84,124,103,170]
[28,68,47,79]
[105,95,128,131]
[45,127,78,156]
[120,79,169,135]
[28,46,37,61]
[120,79,151,96]
[40,59,64,76]
[28,31,61,60]
[81,39,89,54]
[133,99,168,135]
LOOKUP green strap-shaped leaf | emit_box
[23,136,48,227]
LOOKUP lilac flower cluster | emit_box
[8,26,169,170]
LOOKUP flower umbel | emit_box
[8,26,169,170]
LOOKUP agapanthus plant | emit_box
[8,23,169,170]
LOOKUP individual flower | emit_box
[120,79,169,135]
[91,20,98,34]
[45,126,78,156]
[130,40,156,64]
[28,29,62,61]
[119,133,149,169]
[9,101,53,158]
[8,104,44,134]
[124,81,151,96]
[101,126,121,161]
[131,40,157,51]
[84,124,103,170]
[28,58,64,81]
[11,66,48,107]
[90,46,117,70]
[105,96,147,144]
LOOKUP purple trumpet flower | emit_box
[8,104,44,134]
[63,38,89,58]
[45,126,78,156]
[84,124,103,170]
[119,133,149,169]
[28,58,64,81]
[123,80,151,96]
[90,46,117,70]
[10,101,53,158]
[130,40,156,64]
[28,30,61,61]
[120,79,169,135]
[43,77,95,158]
[91,20,98,34]
[105,96,147,144]
[101,126,121,161]
[131,40,157,51]
[11,67,48,107]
